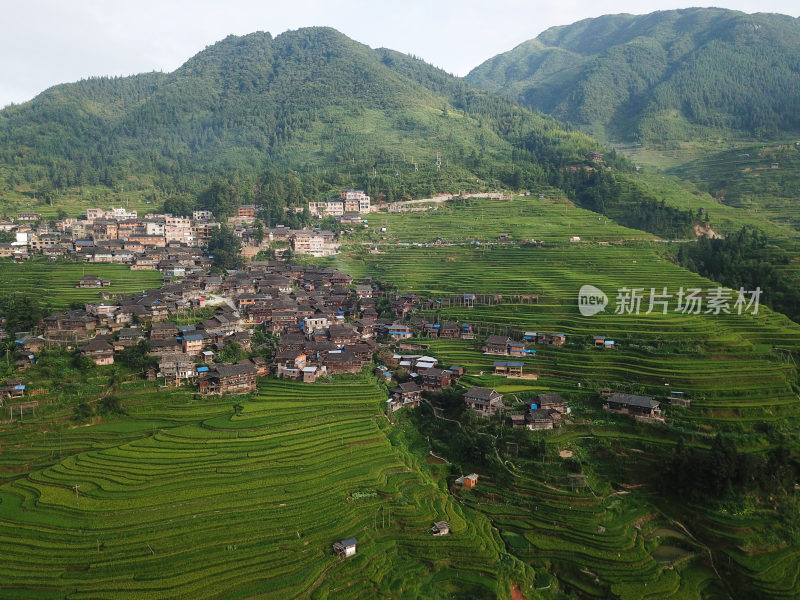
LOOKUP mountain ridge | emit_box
[0,26,601,202]
[466,8,800,143]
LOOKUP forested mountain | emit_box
[466,8,800,144]
[0,27,601,205]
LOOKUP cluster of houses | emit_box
[308,190,371,218]
[421,321,475,340]
[10,262,414,394]
[0,205,343,264]
[0,207,218,265]
[384,354,464,412]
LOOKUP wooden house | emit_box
[586,151,604,163]
[422,323,440,337]
[439,322,460,339]
[333,537,357,558]
[431,521,450,536]
[525,408,561,430]
[80,338,114,366]
[198,362,258,395]
[355,284,373,299]
[493,361,523,376]
[507,341,526,357]
[0,379,25,400]
[43,310,97,340]
[483,335,509,355]
[387,323,413,340]
[353,319,376,338]
[149,322,179,341]
[389,381,422,411]
[149,338,181,355]
[420,368,452,391]
[77,275,111,288]
[460,323,474,340]
[322,350,363,374]
[327,324,358,346]
[448,365,465,378]
[455,473,478,489]
[668,392,691,407]
[464,387,504,417]
[603,393,661,418]
[250,356,269,376]
[536,393,570,415]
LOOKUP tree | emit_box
[117,340,154,371]
[0,294,47,334]
[163,195,197,217]
[207,225,242,271]
[198,179,240,219]
[72,402,93,422]
[98,395,126,415]
[253,219,265,245]
[217,340,245,363]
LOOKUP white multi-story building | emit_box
[85,207,138,223]
[165,216,195,245]
[291,230,339,257]
[340,189,370,212]
[145,220,166,236]
[308,201,344,217]
[308,190,371,217]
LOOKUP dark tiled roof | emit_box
[607,393,659,409]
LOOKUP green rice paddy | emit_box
[0,379,516,599]
[0,260,162,310]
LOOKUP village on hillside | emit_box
[1,194,679,437]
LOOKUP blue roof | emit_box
[494,361,524,367]
[197,366,209,372]
[183,333,204,341]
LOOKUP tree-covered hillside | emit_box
[467,8,800,144]
[0,27,600,206]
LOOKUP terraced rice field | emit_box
[0,260,162,310]
[333,243,800,422]
[353,195,654,244]
[328,236,800,598]
[0,379,514,599]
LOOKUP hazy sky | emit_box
[2,1,798,108]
